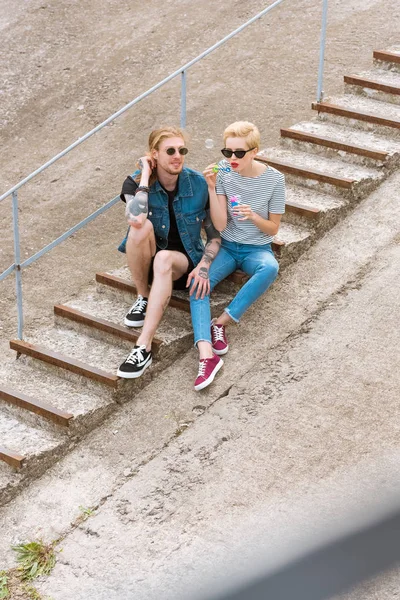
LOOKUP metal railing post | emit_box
[11,191,24,339]
[317,0,328,103]
[180,70,187,129]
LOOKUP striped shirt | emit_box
[215,159,285,245]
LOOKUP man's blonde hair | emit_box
[148,126,187,154]
[223,121,260,150]
[135,126,187,185]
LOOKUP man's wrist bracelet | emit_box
[135,186,150,194]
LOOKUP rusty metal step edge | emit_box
[95,269,259,295]
[373,50,400,66]
[0,446,25,469]
[0,384,73,427]
[311,102,400,130]
[284,200,320,220]
[280,128,389,161]
[54,304,162,355]
[96,269,264,293]
[344,75,400,96]
[255,155,355,189]
[9,340,119,388]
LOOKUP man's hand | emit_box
[203,164,218,190]
[187,262,210,300]
[128,213,147,229]
[137,155,156,177]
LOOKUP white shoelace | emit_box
[197,360,207,377]
[125,346,146,365]
[212,324,225,342]
[130,295,147,315]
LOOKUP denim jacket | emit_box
[119,167,209,266]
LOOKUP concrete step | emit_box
[0,411,65,461]
[256,147,384,199]
[312,96,400,137]
[280,121,400,168]
[271,221,312,268]
[373,48,400,73]
[344,69,400,105]
[95,265,235,310]
[283,185,347,230]
[54,288,196,358]
[10,335,120,390]
[9,318,199,404]
[0,411,69,506]
[0,384,73,428]
[0,359,116,433]
[95,273,192,314]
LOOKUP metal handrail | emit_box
[0,0,329,339]
[0,0,287,205]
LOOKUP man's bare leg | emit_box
[126,220,156,297]
[137,250,189,351]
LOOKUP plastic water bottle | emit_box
[125,192,147,221]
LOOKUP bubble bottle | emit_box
[229,194,242,217]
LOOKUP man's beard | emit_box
[161,163,183,176]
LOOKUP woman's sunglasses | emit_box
[221,147,256,159]
[165,147,189,156]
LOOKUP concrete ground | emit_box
[1,1,400,597]
[1,168,399,598]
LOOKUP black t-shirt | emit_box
[159,182,186,253]
[120,175,138,202]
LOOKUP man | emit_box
[117,126,223,390]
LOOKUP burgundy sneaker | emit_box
[211,320,229,355]
[194,354,223,391]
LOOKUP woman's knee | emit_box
[257,258,279,281]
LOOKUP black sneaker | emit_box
[117,345,152,379]
[124,295,148,327]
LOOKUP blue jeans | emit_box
[190,239,279,346]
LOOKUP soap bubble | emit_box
[205,138,214,149]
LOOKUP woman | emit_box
[188,121,285,391]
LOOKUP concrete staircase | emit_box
[1,46,400,507]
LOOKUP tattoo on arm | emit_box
[202,241,218,264]
[199,267,209,280]
[204,211,220,242]
[126,190,148,217]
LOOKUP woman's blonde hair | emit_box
[135,126,187,185]
[223,121,260,150]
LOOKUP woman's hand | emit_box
[233,203,255,221]
[203,164,218,190]
[186,263,211,299]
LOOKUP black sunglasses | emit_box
[221,147,256,159]
[166,147,189,156]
